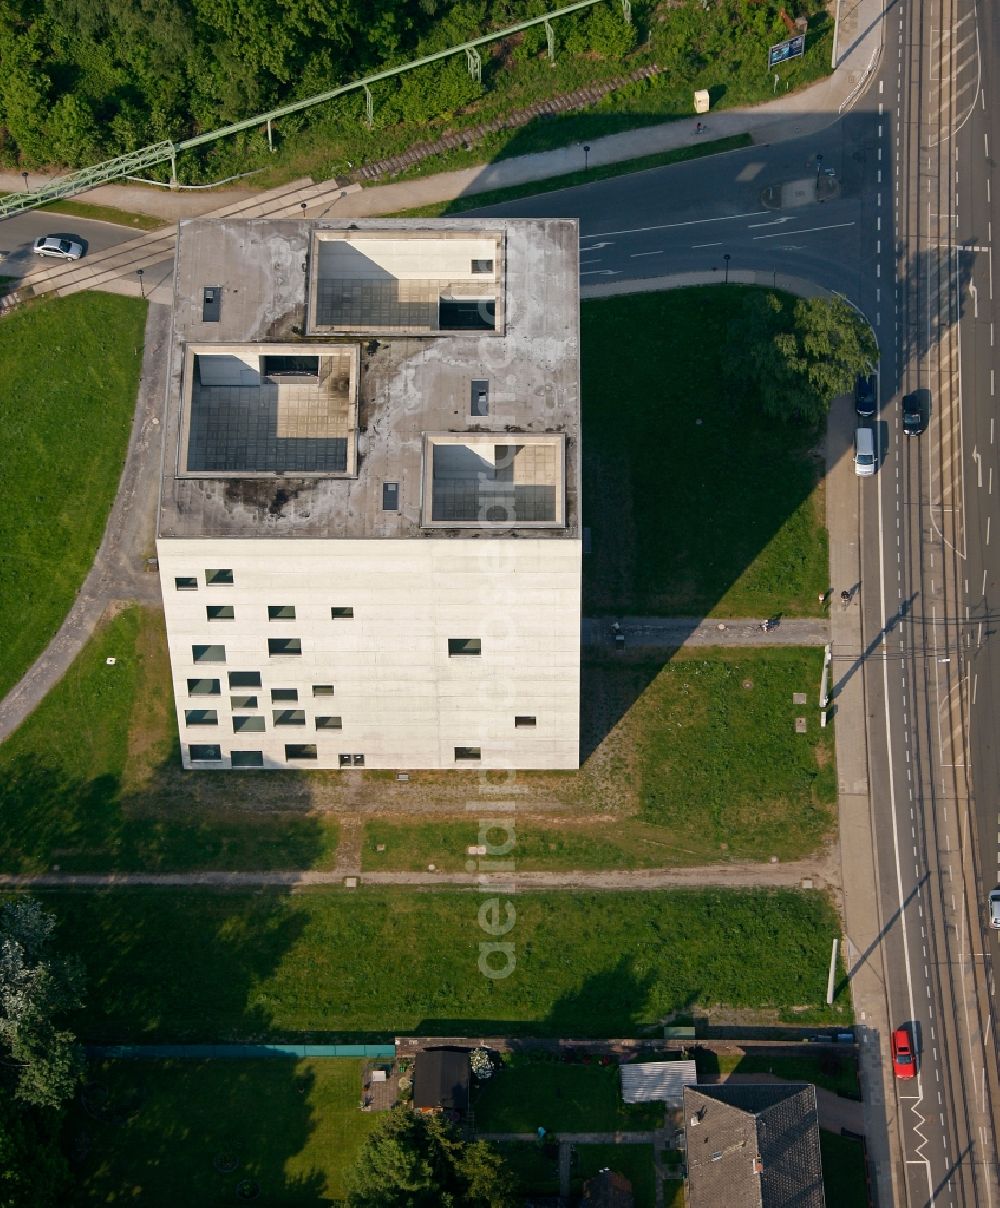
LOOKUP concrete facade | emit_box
[156,217,581,771]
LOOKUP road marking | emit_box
[753,221,855,241]
[629,250,664,258]
[581,210,768,240]
[690,242,721,248]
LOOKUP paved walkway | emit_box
[583,616,831,648]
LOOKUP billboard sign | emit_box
[768,34,806,69]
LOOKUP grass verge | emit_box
[0,293,147,698]
[42,887,852,1042]
[0,609,340,872]
[582,287,829,617]
[37,198,165,231]
[388,133,753,218]
[69,1059,376,1204]
[474,1057,662,1132]
[820,1130,869,1206]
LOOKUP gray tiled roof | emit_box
[684,1083,826,1208]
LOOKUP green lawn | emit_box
[0,609,340,872]
[495,1140,561,1196]
[474,1058,662,1132]
[0,293,147,698]
[573,1144,656,1208]
[820,1130,868,1206]
[69,1059,377,1205]
[41,887,851,1044]
[38,198,165,230]
[698,1050,860,1098]
[390,134,753,218]
[582,287,829,617]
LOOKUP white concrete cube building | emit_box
[156,218,582,771]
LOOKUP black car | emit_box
[902,389,930,436]
[854,373,877,417]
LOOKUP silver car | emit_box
[989,888,1000,929]
[32,234,84,260]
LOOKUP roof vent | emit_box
[711,1151,723,1162]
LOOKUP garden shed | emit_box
[412,1047,471,1114]
[620,1059,697,1107]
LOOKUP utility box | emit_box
[694,89,710,115]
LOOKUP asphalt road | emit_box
[0,209,134,280]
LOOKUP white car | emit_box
[32,234,84,260]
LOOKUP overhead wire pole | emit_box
[0,0,606,221]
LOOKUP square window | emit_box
[185,709,218,726]
[273,709,306,726]
[175,576,198,591]
[230,695,258,709]
[233,716,265,733]
[330,607,354,620]
[231,750,264,768]
[285,744,317,761]
[207,605,234,621]
[271,688,298,702]
[339,753,352,767]
[312,684,335,697]
[316,716,342,730]
[352,754,365,767]
[205,569,233,586]
[187,678,220,696]
[228,671,261,688]
[268,638,302,656]
[448,638,481,657]
[268,605,296,621]
[192,644,226,664]
[189,744,222,762]
[514,715,537,728]
[470,379,489,416]
[471,259,494,274]
[382,482,399,511]
[454,746,481,761]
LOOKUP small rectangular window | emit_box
[471,379,489,416]
[207,605,234,621]
[316,716,343,730]
[339,753,352,767]
[189,743,222,762]
[185,709,218,726]
[187,678,220,696]
[202,286,221,322]
[338,752,364,767]
[455,746,482,761]
[271,688,298,703]
[233,715,265,733]
[352,754,365,767]
[312,684,335,697]
[228,671,261,688]
[515,715,537,728]
[205,569,233,586]
[268,638,302,656]
[286,744,317,761]
[192,644,226,664]
[448,638,481,657]
[382,482,399,511]
[273,709,306,726]
[175,576,198,591]
[230,695,258,709]
[330,607,354,620]
[471,259,493,274]
[231,750,264,768]
[268,605,296,621]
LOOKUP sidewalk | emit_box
[1,0,878,229]
[583,616,830,648]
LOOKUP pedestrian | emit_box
[840,589,850,606]
[695,121,703,135]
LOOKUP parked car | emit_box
[902,389,930,436]
[891,1026,916,1079]
[854,373,877,417]
[988,888,1000,929]
[32,234,84,260]
[854,426,876,477]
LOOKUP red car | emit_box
[891,1027,916,1079]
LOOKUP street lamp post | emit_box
[815,152,824,188]
[136,268,145,300]
[21,172,28,192]
[723,253,731,284]
[583,144,591,170]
